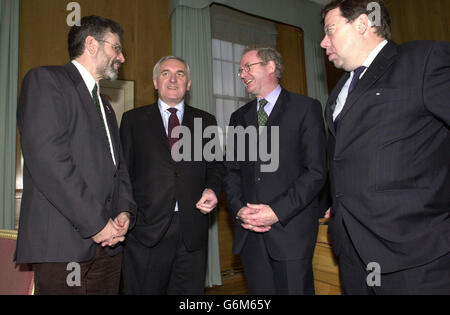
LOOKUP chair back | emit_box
[0,229,34,295]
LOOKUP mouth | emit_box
[243,79,253,87]
[167,86,178,90]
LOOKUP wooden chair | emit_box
[0,229,34,295]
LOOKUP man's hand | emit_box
[92,219,124,247]
[324,208,331,219]
[196,189,218,214]
[92,212,131,247]
[237,203,279,233]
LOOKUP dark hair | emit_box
[321,0,391,40]
[68,15,124,60]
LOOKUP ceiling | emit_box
[308,0,329,6]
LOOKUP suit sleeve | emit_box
[106,106,136,226]
[204,114,225,198]
[423,40,450,127]
[17,68,109,238]
[223,112,246,218]
[269,99,327,226]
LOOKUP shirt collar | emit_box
[258,84,282,107]
[71,60,97,94]
[158,98,185,115]
[362,39,388,69]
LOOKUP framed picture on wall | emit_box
[99,79,135,125]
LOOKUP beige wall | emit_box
[19,0,172,108]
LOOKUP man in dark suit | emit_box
[120,56,224,294]
[223,47,327,294]
[320,0,450,294]
[15,16,136,294]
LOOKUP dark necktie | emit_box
[347,66,366,95]
[257,98,269,126]
[91,84,111,151]
[334,66,366,129]
[167,107,180,149]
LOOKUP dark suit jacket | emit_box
[223,88,327,261]
[325,40,450,273]
[15,63,137,263]
[119,103,224,251]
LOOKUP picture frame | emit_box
[99,79,135,125]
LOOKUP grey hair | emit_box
[153,56,190,80]
[243,46,284,81]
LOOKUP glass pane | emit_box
[220,40,233,61]
[213,60,223,95]
[235,75,246,98]
[223,99,237,126]
[221,62,234,96]
[212,39,221,58]
[215,98,224,128]
[233,43,245,62]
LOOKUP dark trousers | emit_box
[240,232,315,295]
[338,225,450,295]
[122,213,207,295]
[33,245,122,295]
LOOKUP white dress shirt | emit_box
[158,98,185,212]
[71,60,116,165]
[333,40,388,121]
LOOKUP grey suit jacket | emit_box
[15,63,136,263]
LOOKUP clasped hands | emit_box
[92,212,131,247]
[237,203,279,233]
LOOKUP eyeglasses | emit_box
[97,39,123,55]
[237,62,265,77]
[324,24,337,37]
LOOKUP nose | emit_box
[117,52,125,63]
[320,35,329,49]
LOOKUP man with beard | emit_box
[15,15,136,295]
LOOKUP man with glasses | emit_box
[15,15,136,294]
[223,47,327,294]
[320,0,450,294]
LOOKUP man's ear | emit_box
[85,35,98,55]
[153,79,158,90]
[267,60,277,76]
[356,14,369,34]
[186,80,192,92]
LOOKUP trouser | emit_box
[33,245,122,295]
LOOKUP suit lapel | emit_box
[145,103,171,153]
[266,89,288,126]
[243,99,258,128]
[64,63,116,165]
[325,73,350,137]
[338,41,398,123]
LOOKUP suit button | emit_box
[335,193,343,198]
[256,177,261,182]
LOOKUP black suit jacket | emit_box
[15,63,137,263]
[224,88,327,261]
[119,103,224,251]
[325,40,450,273]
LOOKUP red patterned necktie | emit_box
[167,107,180,149]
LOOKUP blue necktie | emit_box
[334,66,366,129]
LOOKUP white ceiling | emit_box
[308,0,329,6]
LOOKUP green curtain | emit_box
[171,5,222,287]
[0,0,19,230]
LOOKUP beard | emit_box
[97,60,120,80]
[96,49,121,80]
